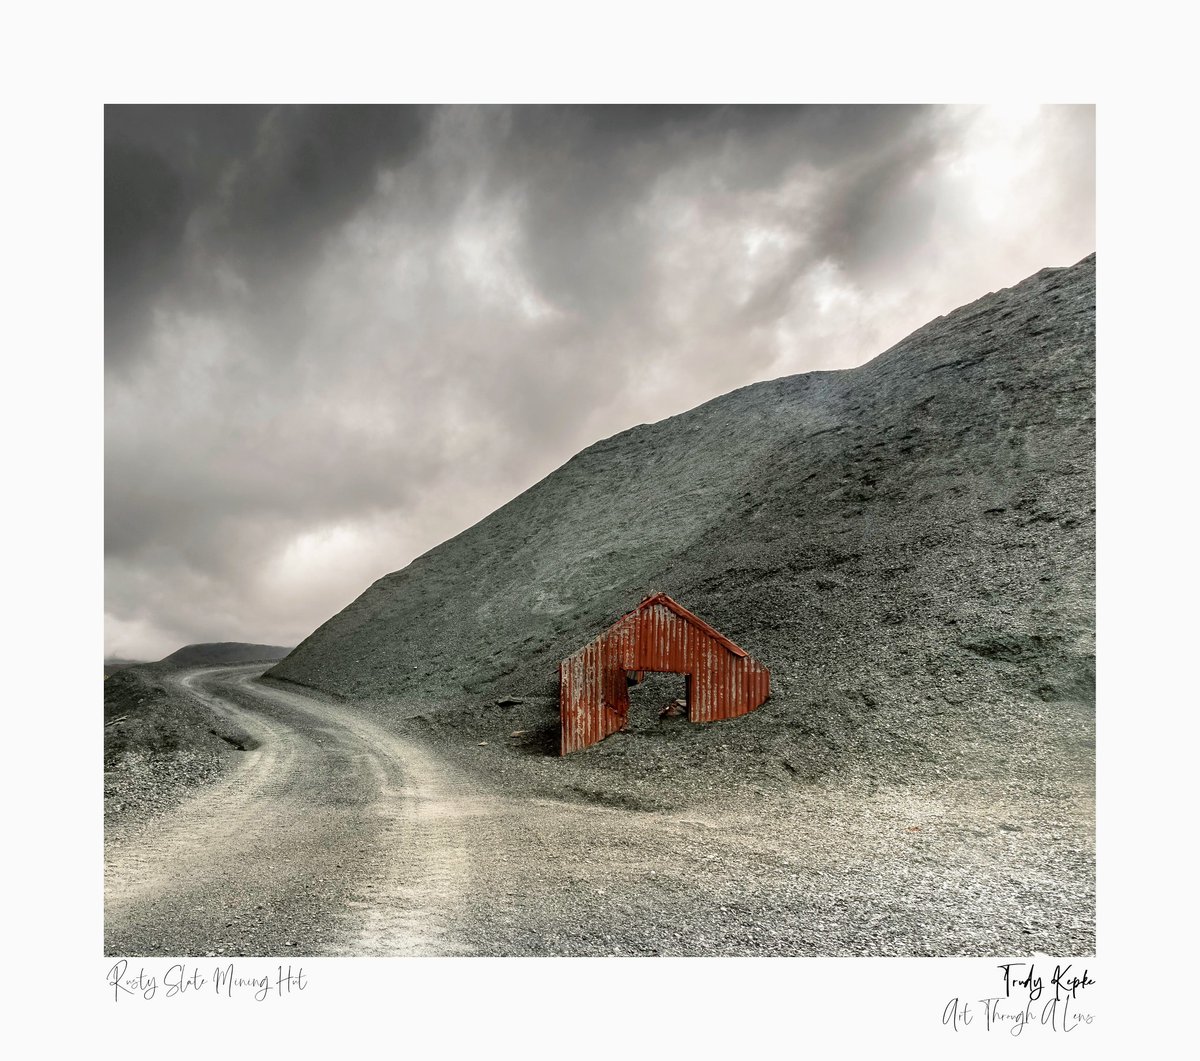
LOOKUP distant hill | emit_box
[162,643,292,667]
[268,255,1094,783]
[103,658,144,676]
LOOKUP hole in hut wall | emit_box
[625,671,690,734]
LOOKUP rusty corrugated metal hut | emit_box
[558,592,771,755]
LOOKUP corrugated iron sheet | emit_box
[559,593,771,755]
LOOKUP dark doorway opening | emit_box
[625,671,690,735]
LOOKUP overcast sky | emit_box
[105,104,1094,660]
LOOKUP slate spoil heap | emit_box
[269,254,1095,796]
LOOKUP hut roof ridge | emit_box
[635,592,749,658]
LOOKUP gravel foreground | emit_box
[110,666,1093,957]
[402,708,1095,957]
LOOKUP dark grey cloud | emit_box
[104,104,1095,659]
[105,105,430,366]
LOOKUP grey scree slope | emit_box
[268,254,1094,796]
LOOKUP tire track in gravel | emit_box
[103,665,477,956]
[243,674,483,956]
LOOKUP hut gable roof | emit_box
[634,593,749,658]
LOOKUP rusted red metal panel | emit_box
[559,593,771,754]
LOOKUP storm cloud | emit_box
[104,104,1095,659]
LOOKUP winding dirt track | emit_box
[104,665,481,956]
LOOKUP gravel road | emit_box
[105,664,1094,957]
[105,664,475,956]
